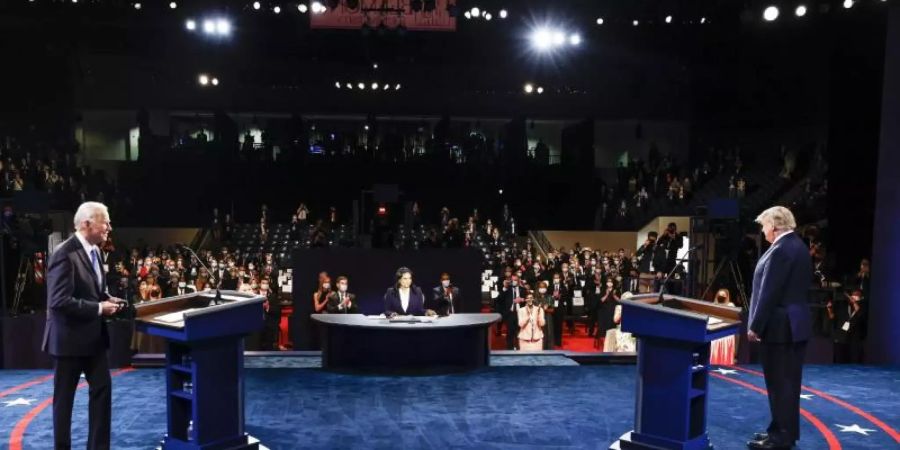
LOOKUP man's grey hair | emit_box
[755,206,797,231]
[73,202,109,231]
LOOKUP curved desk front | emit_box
[312,313,501,371]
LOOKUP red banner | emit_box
[310,0,458,31]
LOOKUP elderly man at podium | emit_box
[747,206,812,450]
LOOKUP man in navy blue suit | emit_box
[747,206,812,450]
[43,202,126,450]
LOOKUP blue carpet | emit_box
[1,365,898,449]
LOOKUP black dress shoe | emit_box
[746,438,792,450]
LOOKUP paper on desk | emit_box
[707,316,723,325]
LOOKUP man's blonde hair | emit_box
[755,206,797,231]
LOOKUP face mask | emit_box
[511,281,518,287]
[261,284,269,291]
[323,283,331,290]
[441,280,450,288]
[538,288,547,294]
[338,284,348,292]
[534,265,540,270]
[553,279,560,284]
[251,285,259,291]
[248,265,255,271]
[607,282,614,287]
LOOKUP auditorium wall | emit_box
[593,120,690,169]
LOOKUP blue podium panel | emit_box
[136,291,266,450]
[611,294,741,450]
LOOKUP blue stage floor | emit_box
[1,363,898,449]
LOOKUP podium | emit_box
[135,291,266,450]
[610,294,741,450]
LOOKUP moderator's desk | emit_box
[312,313,500,371]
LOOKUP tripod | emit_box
[701,255,748,307]
[11,253,35,316]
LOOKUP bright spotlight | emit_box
[536,86,544,94]
[133,3,141,10]
[795,5,807,16]
[298,3,308,13]
[633,19,639,26]
[524,83,534,94]
[569,33,581,46]
[169,2,177,9]
[346,83,353,89]
[335,81,341,88]
[499,9,507,19]
[185,19,196,31]
[72,0,78,3]
[364,125,370,130]
[700,17,707,24]
[471,7,480,17]
[358,82,365,89]
[596,17,604,25]
[552,31,565,46]
[665,15,673,24]
[371,82,379,89]
[843,0,853,8]
[216,18,231,35]
[763,6,779,21]
[202,19,216,34]
[395,83,401,90]
[253,1,261,10]
[464,11,471,19]
[274,6,282,14]
[531,28,552,51]
[383,84,390,90]
[312,1,325,13]
[485,13,492,21]
[211,78,219,86]
[198,74,209,85]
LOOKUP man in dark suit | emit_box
[326,276,359,314]
[498,275,527,350]
[43,202,126,450]
[747,206,812,450]
[428,272,461,316]
[548,273,571,346]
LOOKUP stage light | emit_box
[843,0,854,8]
[568,33,581,46]
[596,17,604,25]
[531,28,552,51]
[364,125,370,131]
[395,83,401,90]
[273,5,281,14]
[373,63,378,69]
[371,82,379,89]
[335,81,341,88]
[133,3,141,10]
[498,189,504,195]
[485,13,492,21]
[536,86,544,94]
[464,11,471,19]
[211,78,219,86]
[471,7,480,17]
[253,1,261,10]
[552,31,565,46]
[298,3,308,13]
[524,83,534,93]
[499,9,507,19]
[72,0,78,3]
[665,15,673,23]
[346,83,353,89]
[199,74,209,86]
[169,2,177,9]
[764,6,779,21]
[185,19,196,31]
[358,82,365,89]
[216,18,231,35]
[377,206,387,216]
[701,17,707,23]
[633,19,639,26]
[795,5,807,16]
[312,1,325,13]
[202,19,216,34]
[383,84,390,90]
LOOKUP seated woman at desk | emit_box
[383,267,428,316]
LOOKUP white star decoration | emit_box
[835,424,876,436]
[3,397,35,407]
[713,368,738,375]
[800,394,815,400]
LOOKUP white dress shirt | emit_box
[399,288,410,313]
[74,232,104,316]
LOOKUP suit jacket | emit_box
[383,286,426,316]
[326,291,359,314]
[498,285,528,316]
[429,285,461,316]
[748,232,813,343]
[42,236,111,356]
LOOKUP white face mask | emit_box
[338,284,348,292]
[322,283,330,290]
[441,280,450,288]
[260,284,269,291]
[511,281,518,287]
[178,282,186,288]
[538,288,547,294]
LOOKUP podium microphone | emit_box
[657,244,703,304]
[177,243,223,305]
